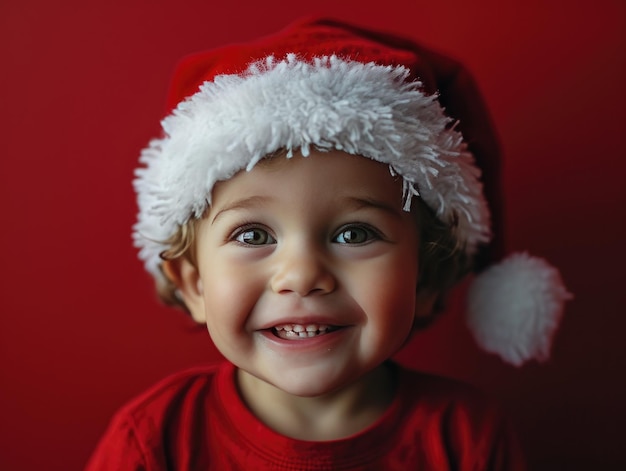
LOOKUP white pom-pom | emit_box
[466,252,572,366]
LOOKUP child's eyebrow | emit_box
[209,196,272,225]
[341,196,404,219]
[210,195,403,225]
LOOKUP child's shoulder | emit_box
[99,361,231,444]
[394,363,514,441]
[116,361,229,421]
[85,362,232,470]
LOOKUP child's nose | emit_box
[270,242,336,297]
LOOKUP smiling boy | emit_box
[86,17,569,470]
[166,151,426,440]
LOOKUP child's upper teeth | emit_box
[275,323,327,332]
[272,324,337,341]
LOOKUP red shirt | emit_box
[85,362,524,470]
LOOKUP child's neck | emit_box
[235,363,396,441]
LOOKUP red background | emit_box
[1,1,625,469]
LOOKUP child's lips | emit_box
[256,318,353,350]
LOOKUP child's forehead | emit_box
[212,150,404,204]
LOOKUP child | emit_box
[86,17,570,470]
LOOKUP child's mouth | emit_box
[272,324,338,340]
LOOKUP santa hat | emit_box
[133,17,571,366]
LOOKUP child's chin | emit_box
[262,369,352,398]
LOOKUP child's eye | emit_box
[333,225,379,244]
[234,228,276,245]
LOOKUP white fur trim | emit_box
[466,252,573,366]
[133,55,491,281]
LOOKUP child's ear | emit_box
[162,259,207,323]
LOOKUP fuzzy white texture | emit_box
[133,54,492,281]
[466,252,573,366]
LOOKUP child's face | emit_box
[175,150,428,397]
